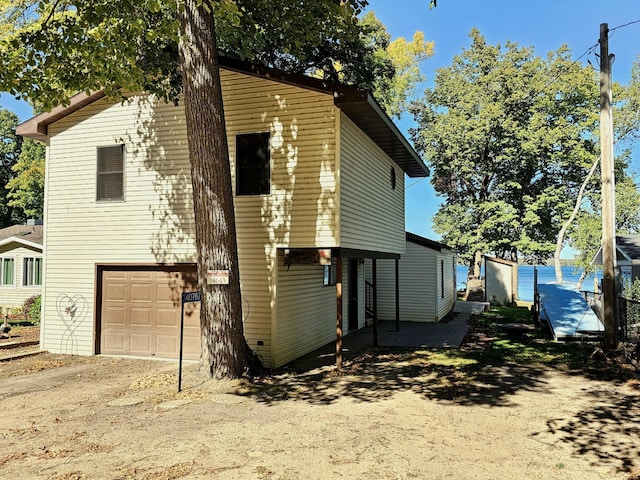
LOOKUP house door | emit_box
[348,259,358,330]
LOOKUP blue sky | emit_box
[3,0,640,250]
[366,0,640,243]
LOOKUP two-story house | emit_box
[17,58,428,368]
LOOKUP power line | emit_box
[406,177,428,189]
[609,18,640,37]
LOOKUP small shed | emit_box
[483,256,518,305]
[371,232,456,323]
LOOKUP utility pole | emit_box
[600,23,617,350]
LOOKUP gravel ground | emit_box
[0,347,639,480]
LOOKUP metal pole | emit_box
[395,258,400,331]
[373,259,378,347]
[178,297,185,392]
[600,23,617,349]
[336,254,343,370]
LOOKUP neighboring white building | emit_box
[592,235,640,291]
[0,222,43,312]
[370,233,456,323]
[17,58,429,368]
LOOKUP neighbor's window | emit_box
[97,145,124,201]
[441,259,445,299]
[0,257,14,286]
[236,132,270,196]
[23,257,43,286]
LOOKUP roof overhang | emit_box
[16,90,106,142]
[0,236,43,251]
[406,232,451,252]
[16,57,428,178]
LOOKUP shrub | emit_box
[22,295,41,325]
[625,278,640,302]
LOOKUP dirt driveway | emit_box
[1,351,639,480]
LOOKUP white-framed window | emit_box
[236,132,270,196]
[0,257,15,286]
[23,257,43,287]
[97,144,125,201]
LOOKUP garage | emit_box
[99,265,201,360]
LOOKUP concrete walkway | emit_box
[284,301,489,371]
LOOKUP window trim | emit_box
[96,144,125,202]
[0,256,15,287]
[23,256,43,287]
[235,132,271,196]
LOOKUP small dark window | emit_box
[441,259,445,299]
[323,263,337,286]
[390,167,396,190]
[97,145,124,201]
[236,132,270,195]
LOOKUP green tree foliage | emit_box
[6,137,45,219]
[411,29,599,270]
[0,1,415,110]
[0,108,24,226]
[361,11,434,118]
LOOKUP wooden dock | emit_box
[537,283,603,340]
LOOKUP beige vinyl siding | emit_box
[42,69,337,366]
[339,113,405,254]
[437,251,456,320]
[0,243,42,309]
[223,69,338,249]
[275,255,364,368]
[275,251,336,367]
[374,242,456,323]
[44,94,194,356]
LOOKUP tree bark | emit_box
[553,156,599,283]
[472,250,482,278]
[177,0,258,378]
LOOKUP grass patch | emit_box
[440,305,596,370]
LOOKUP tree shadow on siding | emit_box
[127,83,338,362]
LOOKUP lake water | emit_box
[456,264,603,302]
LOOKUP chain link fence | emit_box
[618,296,640,343]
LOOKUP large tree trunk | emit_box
[553,156,599,283]
[177,0,258,378]
[471,250,482,278]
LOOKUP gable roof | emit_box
[616,235,640,261]
[591,234,640,265]
[17,57,429,178]
[0,224,43,250]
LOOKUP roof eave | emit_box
[13,59,429,178]
[335,92,428,178]
[16,90,106,141]
[0,236,43,250]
